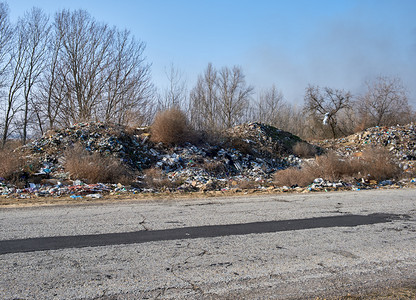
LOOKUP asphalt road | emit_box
[0,188,415,299]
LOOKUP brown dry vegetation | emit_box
[273,167,316,187]
[292,142,318,158]
[0,148,25,182]
[235,179,258,190]
[150,108,195,145]
[274,147,401,187]
[359,147,402,180]
[143,167,182,189]
[64,144,132,184]
[202,161,227,176]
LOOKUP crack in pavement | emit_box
[137,213,150,231]
[167,246,209,297]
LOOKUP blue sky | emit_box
[7,0,416,105]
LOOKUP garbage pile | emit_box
[1,122,306,197]
[144,143,297,192]
[313,123,416,173]
[27,122,154,170]
[1,122,415,199]
[134,122,305,192]
[225,122,304,158]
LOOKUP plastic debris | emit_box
[85,193,102,198]
[0,121,414,198]
[314,123,416,174]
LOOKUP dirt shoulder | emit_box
[1,185,415,208]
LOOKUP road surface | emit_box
[0,188,415,299]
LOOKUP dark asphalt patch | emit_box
[0,213,404,255]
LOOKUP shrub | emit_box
[313,152,351,181]
[64,144,132,184]
[292,142,317,158]
[0,148,26,182]
[150,108,194,145]
[274,147,401,187]
[273,167,316,187]
[359,147,401,181]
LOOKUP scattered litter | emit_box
[314,123,416,173]
[0,122,414,198]
[85,193,102,199]
[379,180,394,186]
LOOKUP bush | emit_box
[64,144,132,184]
[359,147,401,181]
[273,167,316,187]
[0,148,26,182]
[150,108,194,145]
[274,147,401,187]
[313,152,352,181]
[292,142,318,158]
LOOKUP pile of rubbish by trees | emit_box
[0,108,415,199]
[0,3,414,149]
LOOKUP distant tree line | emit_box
[0,3,414,147]
[0,3,153,146]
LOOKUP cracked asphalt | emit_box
[0,188,415,299]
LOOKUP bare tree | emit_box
[52,9,154,126]
[217,66,253,129]
[189,63,218,131]
[158,64,187,111]
[1,18,28,146]
[0,2,13,145]
[34,16,66,133]
[357,76,412,128]
[255,85,284,126]
[0,5,154,143]
[0,3,12,89]
[102,29,153,125]
[304,85,352,139]
[17,8,50,144]
[55,9,114,124]
[280,103,308,138]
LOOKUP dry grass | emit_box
[274,147,401,187]
[150,108,194,145]
[236,179,258,190]
[64,144,132,184]
[0,148,26,182]
[143,167,180,189]
[202,161,227,175]
[273,167,316,187]
[358,147,401,181]
[292,142,318,158]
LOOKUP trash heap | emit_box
[313,123,416,173]
[2,122,414,199]
[144,143,296,192]
[27,122,154,171]
[138,122,304,191]
[1,122,306,197]
[225,122,304,158]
